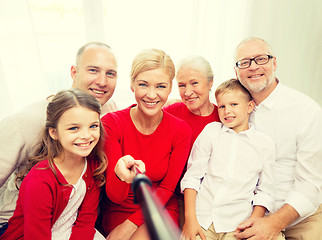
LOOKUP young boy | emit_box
[180,79,285,240]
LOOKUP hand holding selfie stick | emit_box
[131,170,180,240]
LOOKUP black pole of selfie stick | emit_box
[131,174,180,240]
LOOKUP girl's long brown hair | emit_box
[16,89,107,188]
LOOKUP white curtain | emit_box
[0,0,48,119]
[244,0,322,105]
[1,0,321,120]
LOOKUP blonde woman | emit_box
[100,49,192,240]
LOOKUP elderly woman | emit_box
[100,49,192,240]
[164,56,220,145]
[163,56,220,227]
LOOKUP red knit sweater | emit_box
[0,159,101,240]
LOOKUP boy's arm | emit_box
[235,203,268,233]
[180,124,216,239]
[181,188,206,240]
[234,205,267,236]
[249,205,267,219]
[180,124,215,191]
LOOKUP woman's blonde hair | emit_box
[130,48,175,83]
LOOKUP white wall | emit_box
[1,0,321,120]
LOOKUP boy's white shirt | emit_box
[181,122,276,233]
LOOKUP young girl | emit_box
[100,49,192,240]
[0,89,107,240]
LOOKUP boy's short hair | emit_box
[215,78,252,102]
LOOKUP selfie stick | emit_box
[131,173,180,240]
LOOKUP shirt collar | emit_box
[221,123,255,137]
[254,78,282,111]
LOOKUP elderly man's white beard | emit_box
[240,74,275,93]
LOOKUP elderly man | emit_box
[0,42,118,235]
[234,37,322,240]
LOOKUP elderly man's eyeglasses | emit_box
[236,55,274,69]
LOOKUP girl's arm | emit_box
[23,174,56,240]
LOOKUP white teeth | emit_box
[225,117,235,120]
[76,142,91,147]
[92,89,105,94]
[186,98,197,102]
[145,102,157,106]
[250,74,262,78]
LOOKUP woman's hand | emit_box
[114,155,145,183]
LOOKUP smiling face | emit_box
[71,45,117,106]
[131,68,172,118]
[234,39,277,94]
[176,66,213,115]
[216,90,254,133]
[49,106,100,161]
